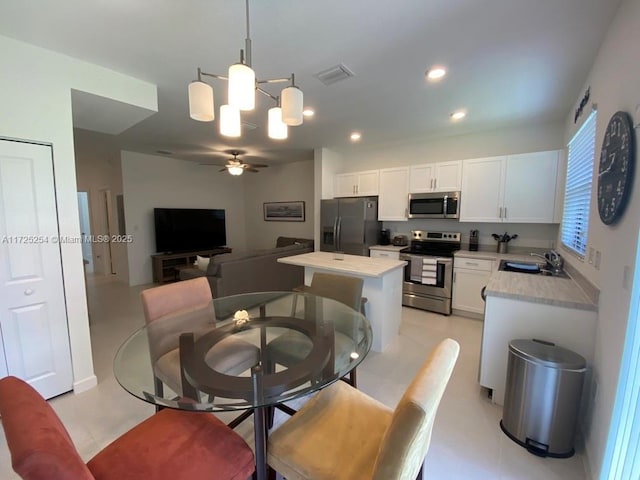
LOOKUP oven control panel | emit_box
[411,230,460,242]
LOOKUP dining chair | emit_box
[141,277,260,402]
[267,272,365,388]
[0,376,256,480]
[266,338,460,480]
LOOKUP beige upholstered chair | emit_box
[141,277,259,401]
[267,338,460,480]
[267,272,365,387]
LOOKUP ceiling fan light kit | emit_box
[188,0,304,139]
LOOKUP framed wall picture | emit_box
[263,201,305,222]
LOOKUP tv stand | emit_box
[151,248,232,284]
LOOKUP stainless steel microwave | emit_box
[408,191,460,219]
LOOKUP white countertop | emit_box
[454,250,597,311]
[278,251,406,278]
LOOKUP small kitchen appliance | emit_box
[469,230,479,251]
[379,229,391,246]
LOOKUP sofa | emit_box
[179,237,314,298]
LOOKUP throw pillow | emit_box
[196,255,210,271]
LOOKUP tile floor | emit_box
[0,274,589,479]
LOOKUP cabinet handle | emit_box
[430,178,433,189]
[434,178,437,190]
[453,272,456,283]
[504,207,507,219]
[465,262,479,266]
[498,207,502,218]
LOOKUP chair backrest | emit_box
[141,277,216,363]
[141,277,213,324]
[308,272,363,311]
[0,376,94,480]
[371,338,460,480]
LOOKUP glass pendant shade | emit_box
[228,166,244,176]
[268,107,288,140]
[188,81,214,121]
[228,63,256,111]
[281,86,303,126]
[219,104,241,137]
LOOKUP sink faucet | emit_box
[530,250,564,272]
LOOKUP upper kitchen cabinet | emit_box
[460,150,561,223]
[410,160,462,193]
[334,170,379,197]
[378,167,409,221]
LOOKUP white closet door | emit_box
[0,139,73,399]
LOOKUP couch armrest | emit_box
[178,267,206,281]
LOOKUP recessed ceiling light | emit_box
[426,66,447,81]
[350,132,362,141]
[450,110,467,121]
[303,108,315,117]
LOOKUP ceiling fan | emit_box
[202,150,268,176]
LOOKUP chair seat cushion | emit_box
[267,330,354,371]
[155,336,260,395]
[87,408,255,480]
[267,380,393,480]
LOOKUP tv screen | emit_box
[154,208,227,253]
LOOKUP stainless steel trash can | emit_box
[500,339,586,458]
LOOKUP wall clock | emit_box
[597,111,635,225]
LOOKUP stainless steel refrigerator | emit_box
[320,197,381,256]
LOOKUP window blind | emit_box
[561,110,597,257]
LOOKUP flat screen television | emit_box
[154,208,227,253]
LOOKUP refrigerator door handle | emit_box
[333,217,339,250]
[336,217,342,251]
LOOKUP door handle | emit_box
[24,288,34,296]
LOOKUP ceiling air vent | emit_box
[314,63,355,85]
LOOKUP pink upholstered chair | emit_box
[140,277,259,401]
[0,376,255,480]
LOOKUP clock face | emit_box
[597,111,635,225]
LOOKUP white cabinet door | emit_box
[503,151,559,223]
[409,164,435,193]
[460,156,505,222]
[335,170,379,197]
[357,170,379,196]
[452,269,491,314]
[378,167,409,220]
[433,161,462,192]
[335,173,358,197]
[0,140,73,399]
[409,161,461,193]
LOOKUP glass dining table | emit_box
[114,291,372,480]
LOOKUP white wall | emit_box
[0,35,157,393]
[332,121,564,171]
[558,0,640,476]
[121,151,249,286]
[74,128,129,283]
[243,159,314,250]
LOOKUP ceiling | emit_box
[0,0,621,167]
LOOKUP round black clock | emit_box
[597,111,635,225]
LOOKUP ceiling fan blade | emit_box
[250,164,269,168]
[219,168,227,172]
[246,168,260,173]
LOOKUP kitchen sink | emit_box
[498,260,569,278]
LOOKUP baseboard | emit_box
[73,374,98,394]
[452,308,484,320]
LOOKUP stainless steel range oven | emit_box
[399,230,461,315]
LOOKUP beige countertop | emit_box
[278,251,406,278]
[454,249,597,311]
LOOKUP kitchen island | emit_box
[278,251,406,352]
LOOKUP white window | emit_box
[561,110,597,257]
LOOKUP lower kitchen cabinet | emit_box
[479,295,597,406]
[452,256,493,316]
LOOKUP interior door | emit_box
[0,139,73,399]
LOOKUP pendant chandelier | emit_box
[187,0,304,140]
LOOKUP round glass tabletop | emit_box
[114,291,372,411]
